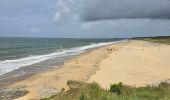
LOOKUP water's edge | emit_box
[0,40,127,87]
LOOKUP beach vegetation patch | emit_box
[133,36,170,45]
[110,82,123,95]
[42,81,170,100]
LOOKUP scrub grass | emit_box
[133,36,170,44]
[42,80,170,100]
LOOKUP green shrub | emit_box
[110,82,123,95]
[80,92,86,100]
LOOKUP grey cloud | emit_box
[53,0,170,38]
[81,19,170,37]
[79,0,170,21]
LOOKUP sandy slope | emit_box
[89,40,170,88]
[12,40,170,99]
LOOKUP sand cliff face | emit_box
[8,40,170,99]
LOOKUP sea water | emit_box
[0,37,125,76]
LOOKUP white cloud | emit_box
[54,13,61,22]
[54,0,80,23]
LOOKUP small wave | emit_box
[0,40,125,75]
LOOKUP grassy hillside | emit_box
[133,36,170,44]
[42,80,170,100]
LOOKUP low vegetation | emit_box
[133,36,170,44]
[42,80,170,100]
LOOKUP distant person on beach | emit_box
[76,60,79,64]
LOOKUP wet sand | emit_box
[0,56,71,87]
[4,40,170,100]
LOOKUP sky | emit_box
[0,0,170,38]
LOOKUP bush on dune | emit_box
[42,81,170,100]
[110,82,123,95]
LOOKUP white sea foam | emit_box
[0,40,125,75]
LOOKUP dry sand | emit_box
[89,40,170,88]
[11,40,170,100]
[12,43,113,100]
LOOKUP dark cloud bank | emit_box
[54,0,170,37]
[79,0,170,22]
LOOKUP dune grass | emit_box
[133,36,170,44]
[144,37,170,44]
[42,80,170,100]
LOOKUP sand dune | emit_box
[89,40,170,88]
[12,40,170,99]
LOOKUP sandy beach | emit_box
[8,40,170,99]
[89,40,170,88]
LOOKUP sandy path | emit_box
[89,40,170,88]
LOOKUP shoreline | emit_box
[0,40,120,77]
[3,40,170,99]
[6,42,120,99]
[0,41,122,87]
[0,55,74,87]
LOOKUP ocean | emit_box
[0,37,125,76]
